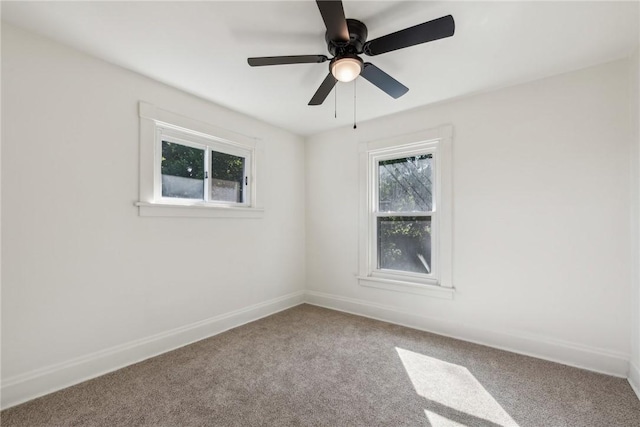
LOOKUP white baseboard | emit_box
[1,290,305,410]
[3,289,634,410]
[629,362,640,400]
[304,290,630,378]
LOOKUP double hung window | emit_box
[358,126,453,298]
[376,153,436,278]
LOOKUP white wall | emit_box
[306,59,633,376]
[1,24,305,406]
[630,47,640,396]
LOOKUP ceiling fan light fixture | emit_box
[331,56,363,82]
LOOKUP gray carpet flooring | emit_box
[2,304,639,426]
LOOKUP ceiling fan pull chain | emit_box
[353,79,357,130]
[335,83,337,118]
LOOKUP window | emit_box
[156,128,251,206]
[137,102,263,218]
[358,126,453,298]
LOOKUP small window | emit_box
[154,127,252,207]
[358,126,453,298]
[137,102,263,218]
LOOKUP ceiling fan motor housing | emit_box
[326,18,368,57]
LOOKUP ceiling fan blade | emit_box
[360,63,409,99]
[363,15,455,56]
[316,0,349,43]
[248,55,329,67]
[308,73,338,106]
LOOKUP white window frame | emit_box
[155,127,252,206]
[372,145,438,283]
[358,125,454,299]
[136,102,264,218]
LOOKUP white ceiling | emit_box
[2,1,638,136]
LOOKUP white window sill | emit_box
[357,275,455,299]
[135,201,264,218]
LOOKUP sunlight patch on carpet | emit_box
[396,347,519,427]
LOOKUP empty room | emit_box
[2,1,640,425]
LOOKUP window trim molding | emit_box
[137,102,264,218]
[356,275,455,299]
[358,125,454,295]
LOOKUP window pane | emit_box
[211,150,245,203]
[378,216,431,274]
[378,154,433,212]
[161,141,204,199]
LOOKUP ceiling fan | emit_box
[247,0,455,106]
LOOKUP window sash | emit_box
[372,212,438,282]
[209,150,248,204]
[161,140,206,201]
